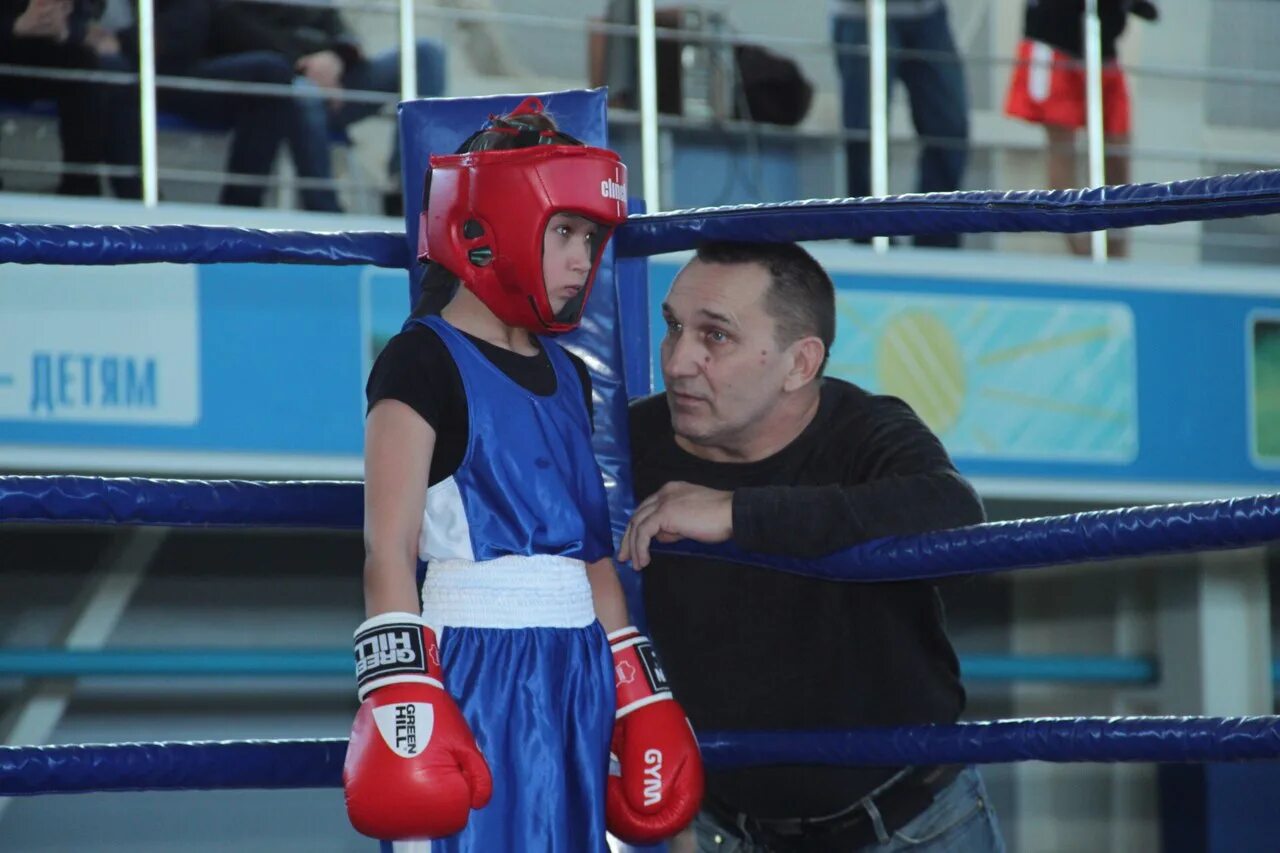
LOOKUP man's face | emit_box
[660,259,793,450]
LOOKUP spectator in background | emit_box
[0,0,111,195]
[213,2,447,215]
[831,0,969,248]
[83,0,140,198]
[94,0,292,206]
[1004,0,1159,257]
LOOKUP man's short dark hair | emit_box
[694,241,836,374]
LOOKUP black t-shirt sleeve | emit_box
[365,326,450,430]
[733,394,986,557]
[1023,0,1129,57]
[364,325,470,485]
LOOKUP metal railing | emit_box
[4,0,1279,255]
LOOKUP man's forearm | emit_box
[733,470,984,558]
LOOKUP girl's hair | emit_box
[410,109,582,318]
[464,110,581,152]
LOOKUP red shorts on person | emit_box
[1004,38,1131,135]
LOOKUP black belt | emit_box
[704,765,963,852]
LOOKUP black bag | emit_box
[734,44,813,126]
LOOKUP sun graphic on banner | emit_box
[875,310,966,436]
[826,292,1137,462]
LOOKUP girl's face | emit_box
[542,212,600,315]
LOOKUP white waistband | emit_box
[420,554,596,629]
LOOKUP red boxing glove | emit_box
[343,612,492,840]
[606,626,704,844]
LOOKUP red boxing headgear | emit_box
[418,138,628,333]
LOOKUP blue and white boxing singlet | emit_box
[386,316,615,853]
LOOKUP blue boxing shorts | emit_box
[384,554,614,853]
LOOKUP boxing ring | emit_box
[4,88,1280,844]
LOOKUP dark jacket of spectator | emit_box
[115,0,215,74]
[210,1,361,66]
[1024,0,1158,59]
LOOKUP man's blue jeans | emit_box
[833,6,968,247]
[290,38,446,211]
[102,50,294,206]
[688,766,1004,852]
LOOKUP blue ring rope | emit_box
[3,717,1277,795]
[0,224,408,267]
[4,171,1279,266]
[614,170,1280,256]
[3,476,1277,583]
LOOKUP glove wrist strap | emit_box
[610,627,672,718]
[353,611,444,701]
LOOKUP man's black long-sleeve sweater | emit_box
[630,377,985,820]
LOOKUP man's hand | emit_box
[619,481,733,569]
[12,0,72,42]
[296,49,345,110]
[85,23,120,56]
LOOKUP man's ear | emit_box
[783,336,825,392]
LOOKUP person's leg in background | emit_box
[333,38,447,215]
[1101,63,1133,258]
[1103,130,1130,257]
[898,4,968,248]
[97,50,143,199]
[1004,40,1089,256]
[290,38,445,214]
[0,39,107,195]
[833,13,900,244]
[163,50,293,207]
[1044,123,1090,255]
[1040,62,1132,258]
[833,13,871,201]
[1104,133,1130,188]
[218,51,293,207]
[288,74,343,212]
[386,39,446,204]
[51,42,107,195]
